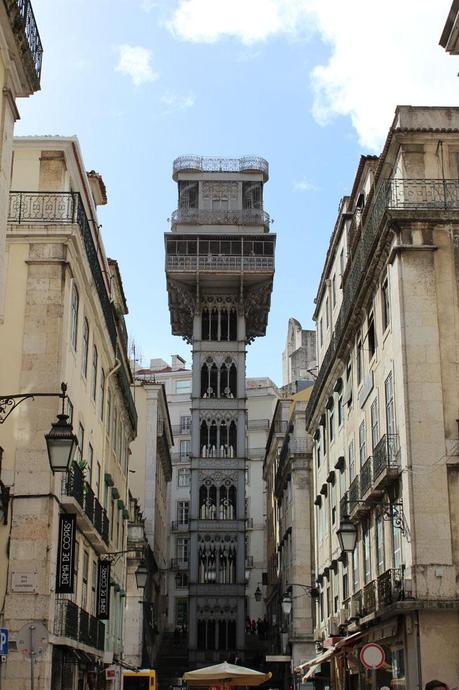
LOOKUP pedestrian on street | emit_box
[425,682,448,690]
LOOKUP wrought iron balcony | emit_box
[372,434,400,485]
[9,0,43,84]
[362,580,376,615]
[171,208,270,228]
[54,598,105,651]
[173,155,269,180]
[339,491,349,519]
[306,178,459,428]
[166,254,274,273]
[360,456,373,498]
[61,462,110,549]
[172,520,190,531]
[350,590,362,618]
[377,568,404,608]
[54,598,79,641]
[348,476,360,516]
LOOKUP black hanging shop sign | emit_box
[56,513,76,594]
[96,560,111,620]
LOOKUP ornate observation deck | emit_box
[173,155,269,182]
[165,156,275,342]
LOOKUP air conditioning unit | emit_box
[337,608,348,626]
[328,616,339,636]
[349,599,361,620]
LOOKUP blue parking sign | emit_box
[0,628,8,655]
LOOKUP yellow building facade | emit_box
[0,137,136,690]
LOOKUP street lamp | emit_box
[336,515,358,553]
[135,561,148,590]
[281,592,292,616]
[45,410,78,473]
[0,382,77,474]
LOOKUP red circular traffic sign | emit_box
[359,643,385,670]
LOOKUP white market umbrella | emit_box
[183,661,272,687]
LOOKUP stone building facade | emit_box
[165,155,275,662]
[126,381,173,667]
[0,137,136,690]
[282,318,316,394]
[134,355,193,638]
[0,0,42,313]
[264,390,315,681]
[305,106,459,689]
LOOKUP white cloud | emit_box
[160,91,196,111]
[293,178,319,192]
[115,44,158,86]
[167,0,293,44]
[167,0,455,150]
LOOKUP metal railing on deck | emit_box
[62,462,109,545]
[373,434,400,480]
[360,456,373,496]
[166,255,274,272]
[173,155,269,178]
[15,0,43,79]
[171,208,270,227]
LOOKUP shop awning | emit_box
[295,648,335,674]
[334,632,365,649]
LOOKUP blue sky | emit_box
[16,0,455,384]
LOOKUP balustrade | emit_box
[14,0,43,80]
[362,581,376,614]
[54,598,105,650]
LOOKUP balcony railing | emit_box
[306,178,459,427]
[15,0,43,81]
[377,568,404,608]
[166,255,274,272]
[171,208,270,227]
[62,462,109,546]
[348,476,360,514]
[8,191,137,432]
[373,434,400,481]
[360,456,373,497]
[339,491,349,519]
[362,580,376,615]
[172,520,190,531]
[54,598,105,651]
[173,155,269,179]
[54,598,79,641]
